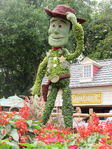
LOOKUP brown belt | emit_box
[59,74,70,80]
[42,74,70,101]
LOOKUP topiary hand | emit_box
[66,12,77,24]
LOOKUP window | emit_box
[83,65,92,78]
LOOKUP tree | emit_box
[0,0,49,97]
[84,0,112,59]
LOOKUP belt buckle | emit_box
[50,75,59,83]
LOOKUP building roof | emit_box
[71,58,112,88]
[42,58,112,88]
[0,95,26,108]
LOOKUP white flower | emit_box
[53,64,57,67]
[59,56,66,63]
[46,52,50,57]
[53,57,57,60]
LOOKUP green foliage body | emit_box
[32,15,84,128]
[32,23,84,96]
[42,78,74,128]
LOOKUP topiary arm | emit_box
[32,56,48,96]
[66,12,84,60]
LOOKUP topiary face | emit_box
[48,17,71,47]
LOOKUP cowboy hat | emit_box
[44,5,86,24]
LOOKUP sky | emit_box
[95,0,110,2]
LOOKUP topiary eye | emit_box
[52,24,55,27]
[58,24,62,28]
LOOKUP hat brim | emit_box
[45,8,86,24]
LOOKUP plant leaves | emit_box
[46,143,63,149]
[27,120,33,127]
[32,124,41,130]
[5,124,11,133]
[5,141,19,149]
[10,129,19,142]
[0,140,19,149]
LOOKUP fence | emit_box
[52,108,112,121]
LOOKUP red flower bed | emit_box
[0,103,112,148]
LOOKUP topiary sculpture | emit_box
[32,5,86,128]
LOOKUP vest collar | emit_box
[52,47,64,51]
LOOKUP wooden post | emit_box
[89,108,93,121]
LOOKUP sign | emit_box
[72,93,102,105]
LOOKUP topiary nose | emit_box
[54,27,59,34]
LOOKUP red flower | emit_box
[0,114,9,125]
[20,136,28,143]
[69,145,78,149]
[19,102,30,120]
[1,129,7,135]
[77,113,105,139]
[9,136,13,140]
[15,120,28,136]
[33,129,38,133]
[99,138,107,144]
[3,120,9,125]
[45,137,57,144]
[98,144,112,149]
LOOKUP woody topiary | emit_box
[32,5,86,128]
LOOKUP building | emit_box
[43,57,112,113]
[71,57,112,113]
[0,95,27,111]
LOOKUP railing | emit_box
[52,108,112,121]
